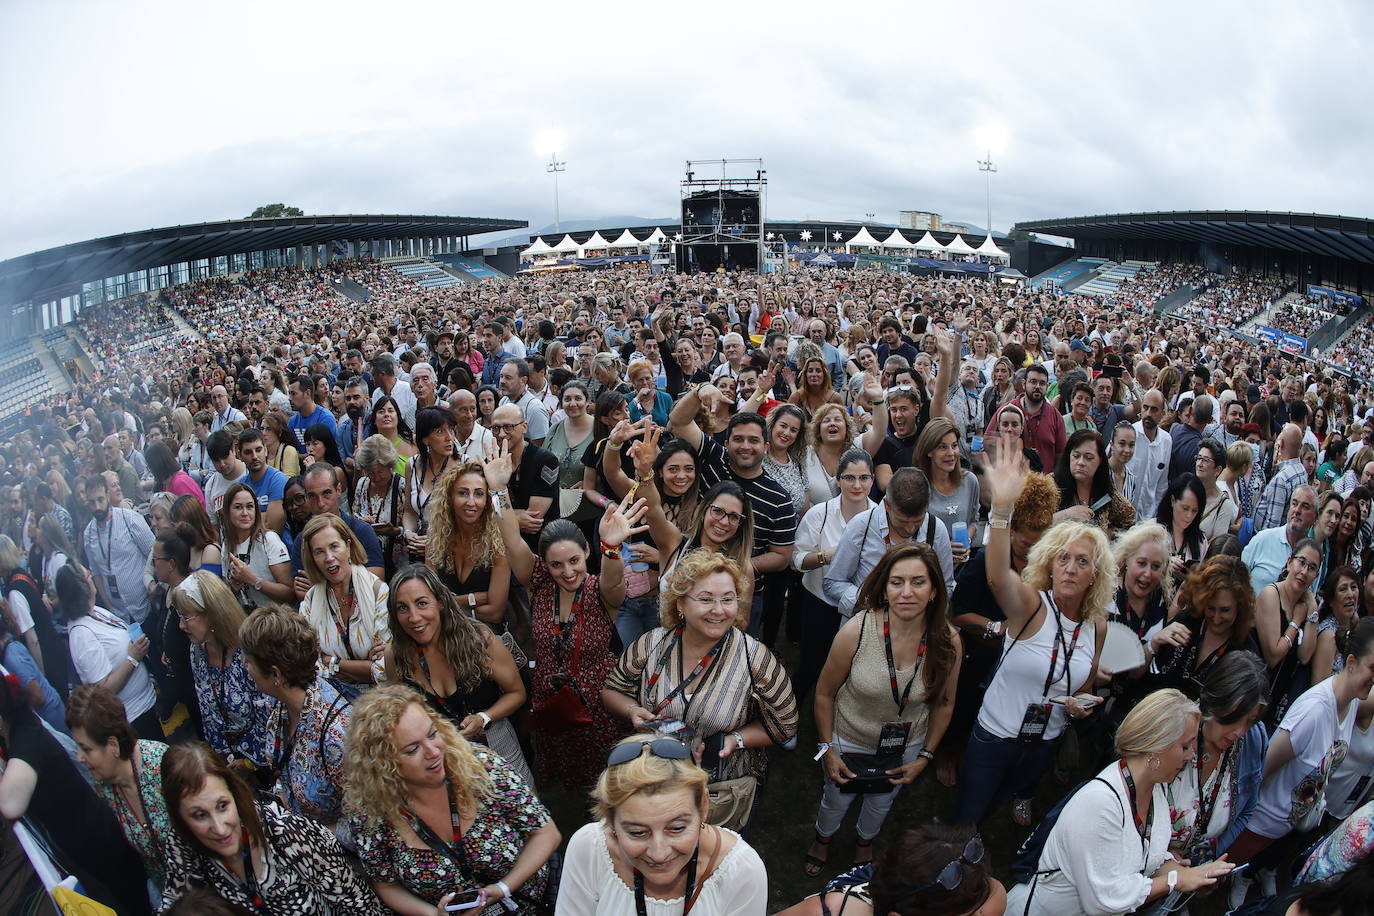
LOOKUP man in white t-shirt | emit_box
[202,430,247,521]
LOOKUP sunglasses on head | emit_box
[898,835,985,900]
[606,738,691,767]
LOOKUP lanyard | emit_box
[90,607,128,630]
[417,456,451,519]
[1041,595,1083,701]
[417,648,471,719]
[326,584,357,658]
[222,828,265,913]
[1119,760,1153,857]
[882,609,926,717]
[98,516,115,569]
[647,628,730,716]
[634,845,699,916]
[113,752,151,836]
[1190,731,1233,849]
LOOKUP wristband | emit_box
[126,655,140,667]
[476,711,492,729]
[1166,870,1178,893]
[495,880,512,900]
[607,441,623,451]
[732,730,746,751]
[602,544,622,560]
[467,592,477,609]
[814,741,832,761]
[917,748,936,761]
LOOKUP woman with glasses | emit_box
[603,549,799,832]
[807,542,962,876]
[1254,538,1321,726]
[484,442,646,790]
[1004,689,1236,915]
[217,482,294,610]
[281,475,310,542]
[557,732,767,915]
[1145,556,1258,700]
[792,449,876,702]
[1157,474,1208,589]
[347,684,558,914]
[170,570,270,766]
[778,824,1004,916]
[954,437,1112,828]
[1193,438,1236,541]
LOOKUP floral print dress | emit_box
[262,676,351,829]
[353,745,552,914]
[190,644,274,767]
[528,559,625,789]
[94,739,180,894]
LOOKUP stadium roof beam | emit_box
[0,213,527,306]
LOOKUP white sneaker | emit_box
[1227,872,1253,910]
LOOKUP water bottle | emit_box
[951,522,970,551]
[127,622,144,642]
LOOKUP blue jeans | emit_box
[748,592,764,638]
[615,594,661,650]
[952,722,1060,825]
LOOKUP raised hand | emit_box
[628,424,663,479]
[608,417,644,447]
[983,432,1028,513]
[599,495,650,549]
[481,439,514,492]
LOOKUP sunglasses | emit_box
[899,835,985,899]
[606,738,691,767]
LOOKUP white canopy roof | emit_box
[846,226,883,248]
[521,237,553,258]
[976,234,1010,260]
[549,234,581,254]
[645,227,668,243]
[944,234,977,254]
[583,231,611,249]
[913,231,945,252]
[607,229,644,248]
[880,229,914,249]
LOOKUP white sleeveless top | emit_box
[555,821,767,916]
[977,591,1096,742]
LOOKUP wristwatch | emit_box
[467,592,477,610]
[476,711,492,730]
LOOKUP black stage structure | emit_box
[675,160,766,273]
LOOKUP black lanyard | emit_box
[417,648,470,719]
[417,456,451,519]
[634,845,699,916]
[647,628,730,716]
[403,782,470,872]
[1119,759,1153,859]
[882,609,926,717]
[1190,732,1233,848]
[223,828,265,913]
[1041,594,1083,701]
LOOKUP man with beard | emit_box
[430,332,460,387]
[236,428,287,534]
[670,388,797,635]
[1210,398,1247,448]
[101,435,141,503]
[81,475,154,623]
[1088,373,1133,440]
[244,386,269,430]
[342,348,373,392]
[986,363,1067,473]
[335,376,369,469]
[1127,389,1173,521]
[480,321,509,387]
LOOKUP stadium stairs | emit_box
[1074,260,1154,299]
[380,257,463,289]
[432,252,508,281]
[1031,257,1106,290]
[332,277,377,304]
[0,331,74,421]
[1241,291,1306,333]
[1154,283,1203,315]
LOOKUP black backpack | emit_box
[1009,777,1121,884]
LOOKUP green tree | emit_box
[247,204,304,219]
[1006,228,1039,242]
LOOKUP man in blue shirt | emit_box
[334,377,370,468]
[286,373,336,451]
[236,428,287,534]
[875,318,918,366]
[287,462,385,599]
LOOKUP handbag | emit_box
[528,609,593,733]
[837,751,902,795]
[706,774,759,831]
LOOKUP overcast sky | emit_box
[1,0,1368,261]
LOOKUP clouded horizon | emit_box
[1,0,1367,261]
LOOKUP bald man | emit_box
[449,389,493,461]
[1255,424,1308,531]
[1127,389,1173,521]
[209,384,246,431]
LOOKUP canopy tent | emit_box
[845,226,883,249]
[520,237,553,259]
[607,229,645,249]
[944,234,977,255]
[976,234,1010,262]
[913,231,945,253]
[583,231,611,250]
[549,234,582,254]
[810,253,838,266]
[880,229,915,249]
[645,227,669,244]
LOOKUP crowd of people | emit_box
[1170,270,1288,330]
[3,253,1374,916]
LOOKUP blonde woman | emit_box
[557,733,768,915]
[804,403,854,504]
[424,462,510,628]
[954,435,1114,827]
[346,685,560,915]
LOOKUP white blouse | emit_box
[555,821,767,916]
[792,495,875,600]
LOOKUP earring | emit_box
[1148,755,1159,771]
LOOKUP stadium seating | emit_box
[1074,260,1154,298]
[383,257,463,289]
[1031,257,1106,289]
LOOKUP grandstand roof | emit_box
[0,213,527,306]
[1015,211,1374,264]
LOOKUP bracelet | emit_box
[987,517,1010,530]
[607,441,623,451]
[126,655,140,667]
[602,544,622,560]
[733,730,746,751]
[495,880,513,900]
[917,748,936,761]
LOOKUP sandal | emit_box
[803,831,833,877]
[853,836,875,867]
[1012,798,1033,827]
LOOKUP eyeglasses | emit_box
[899,835,985,899]
[175,610,203,622]
[151,554,172,563]
[606,738,691,767]
[706,504,744,526]
[838,474,873,484]
[489,423,525,435]
[687,593,739,610]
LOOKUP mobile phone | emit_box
[444,889,484,911]
[1230,862,1250,875]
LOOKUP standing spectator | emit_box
[987,364,1067,473]
[1255,425,1307,531]
[499,358,551,446]
[81,474,155,623]
[1128,389,1173,522]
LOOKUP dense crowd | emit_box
[1168,270,1287,329]
[4,255,1374,916]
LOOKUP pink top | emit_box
[165,470,206,508]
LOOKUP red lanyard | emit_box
[882,609,926,716]
[1040,596,1083,701]
[1119,760,1153,854]
[327,585,357,658]
[223,827,265,912]
[647,628,729,715]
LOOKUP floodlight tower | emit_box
[977,151,997,241]
[547,154,567,232]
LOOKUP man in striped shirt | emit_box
[670,385,797,637]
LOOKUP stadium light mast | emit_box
[547,154,566,232]
[977,150,997,242]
